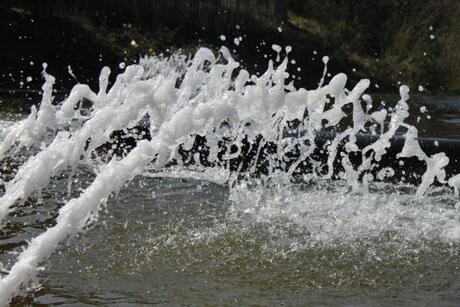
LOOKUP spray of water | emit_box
[0,45,459,304]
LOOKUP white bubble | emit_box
[219,35,226,41]
[130,40,136,46]
[272,44,282,53]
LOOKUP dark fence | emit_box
[3,0,287,34]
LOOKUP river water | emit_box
[1,61,460,305]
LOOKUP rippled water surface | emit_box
[2,94,460,306]
[1,173,460,306]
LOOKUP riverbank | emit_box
[1,1,459,95]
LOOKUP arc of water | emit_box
[2,46,459,304]
[0,74,173,223]
[0,48,303,302]
[0,58,189,224]
[0,84,243,304]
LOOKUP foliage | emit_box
[1,0,460,94]
[287,0,460,93]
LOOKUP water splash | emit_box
[0,46,459,303]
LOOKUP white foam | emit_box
[0,45,459,303]
[229,182,460,247]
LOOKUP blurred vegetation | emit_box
[1,0,460,94]
[288,0,460,94]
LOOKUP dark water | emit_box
[2,174,460,306]
[2,94,460,306]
